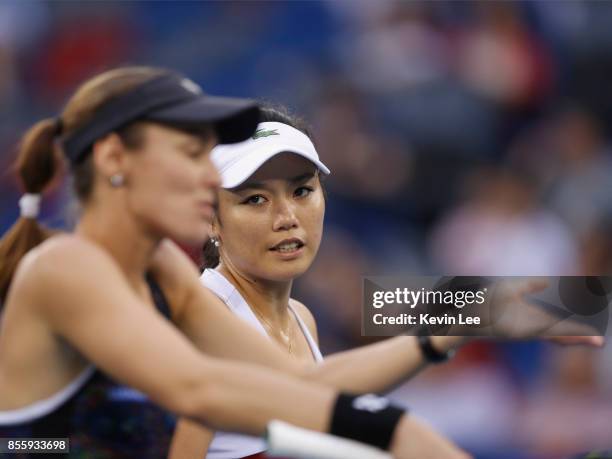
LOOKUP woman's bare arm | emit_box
[15,237,469,459]
[18,236,335,435]
[168,419,214,459]
[153,240,466,394]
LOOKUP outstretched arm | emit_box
[168,419,214,459]
[25,237,334,435]
[154,240,467,394]
[15,236,468,459]
[160,242,602,395]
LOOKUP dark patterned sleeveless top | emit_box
[0,274,176,458]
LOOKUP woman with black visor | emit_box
[1,66,598,459]
[0,66,471,459]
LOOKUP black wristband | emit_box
[417,335,454,363]
[330,393,405,451]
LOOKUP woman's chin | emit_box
[169,230,208,248]
[267,261,311,281]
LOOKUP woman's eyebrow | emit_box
[231,181,267,192]
[232,172,316,192]
[177,139,205,152]
[289,172,316,184]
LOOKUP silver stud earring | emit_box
[211,237,220,247]
[109,174,125,188]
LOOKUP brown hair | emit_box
[0,66,169,305]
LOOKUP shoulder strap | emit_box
[146,273,172,321]
[201,269,267,336]
[288,303,324,362]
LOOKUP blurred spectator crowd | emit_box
[1,1,611,458]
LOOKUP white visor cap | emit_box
[211,121,331,189]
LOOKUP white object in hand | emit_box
[266,420,393,459]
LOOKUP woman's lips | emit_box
[197,201,214,218]
[270,238,305,259]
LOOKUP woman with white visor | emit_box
[169,106,605,459]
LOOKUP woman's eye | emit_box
[244,195,266,205]
[187,150,204,159]
[295,186,314,198]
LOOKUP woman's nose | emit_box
[202,158,222,189]
[272,200,299,231]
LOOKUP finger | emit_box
[579,336,605,347]
[545,319,601,337]
[518,277,549,295]
[551,336,605,347]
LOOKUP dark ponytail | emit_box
[0,118,63,304]
[0,66,170,306]
[201,238,220,271]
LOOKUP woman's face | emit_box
[122,123,219,245]
[215,152,325,282]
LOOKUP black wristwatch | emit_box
[417,335,454,363]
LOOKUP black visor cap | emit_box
[144,94,260,145]
[62,72,260,164]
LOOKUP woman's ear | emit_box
[92,132,130,181]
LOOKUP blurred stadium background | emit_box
[1,1,612,458]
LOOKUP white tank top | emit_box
[201,269,323,459]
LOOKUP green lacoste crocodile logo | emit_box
[252,128,280,140]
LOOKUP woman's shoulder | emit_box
[148,239,203,313]
[289,298,318,343]
[149,239,201,290]
[150,239,200,276]
[28,233,105,256]
[6,234,127,317]
[24,235,197,281]
[15,234,118,285]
